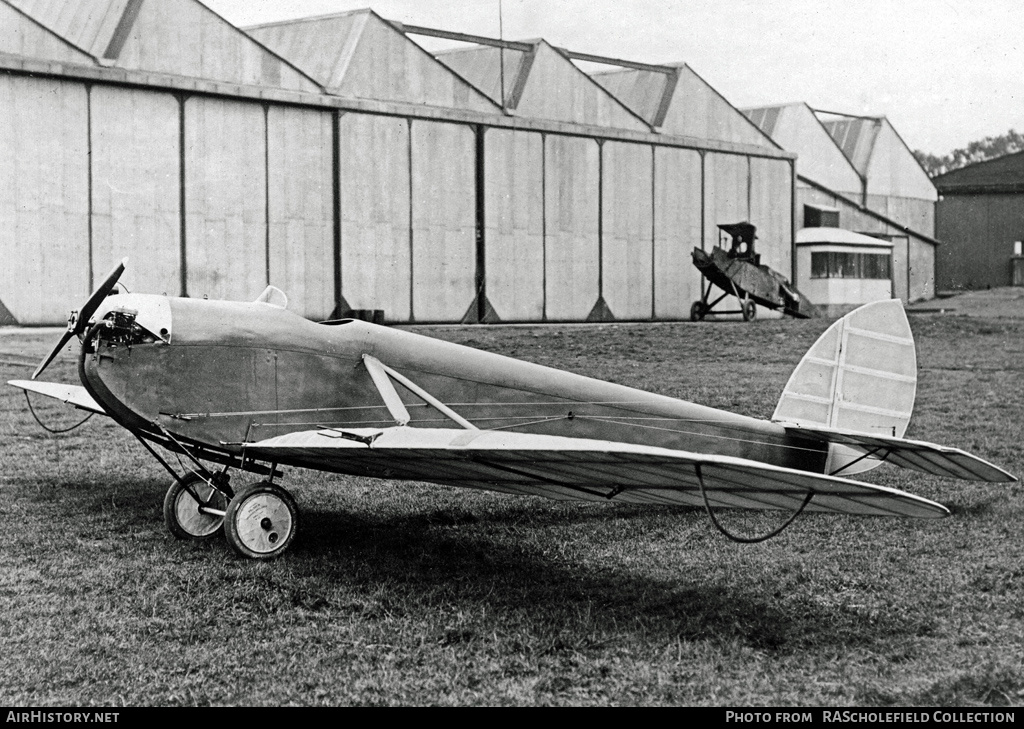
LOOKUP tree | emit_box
[915,129,1024,177]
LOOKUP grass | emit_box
[1,312,1022,706]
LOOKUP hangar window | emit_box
[804,204,840,228]
[811,252,892,279]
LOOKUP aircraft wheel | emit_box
[163,472,230,540]
[742,300,757,322]
[690,301,706,321]
[224,482,298,560]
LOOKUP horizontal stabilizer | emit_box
[248,427,949,519]
[8,380,106,415]
[775,422,1016,483]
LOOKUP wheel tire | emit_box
[224,482,298,560]
[690,301,706,322]
[742,300,757,322]
[163,472,229,540]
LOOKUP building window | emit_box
[811,251,892,279]
[804,205,840,228]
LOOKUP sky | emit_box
[202,0,1024,156]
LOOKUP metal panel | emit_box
[544,135,600,321]
[0,0,98,62]
[867,194,935,240]
[183,97,267,302]
[514,43,648,131]
[410,120,476,322]
[865,121,937,202]
[90,86,180,297]
[591,69,669,127]
[747,104,862,197]
[661,66,776,148]
[602,141,653,320]
[338,113,411,321]
[246,12,366,90]
[908,237,935,301]
[267,106,334,320]
[892,236,910,302]
[114,0,320,92]
[749,157,793,282]
[0,75,89,324]
[484,128,544,321]
[705,153,749,246]
[654,146,703,319]
[703,152,751,316]
[5,0,127,56]
[435,45,528,107]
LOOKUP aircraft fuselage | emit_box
[80,294,829,479]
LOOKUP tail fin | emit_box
[773,299,917,475]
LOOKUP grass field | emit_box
[1,310,1022,706]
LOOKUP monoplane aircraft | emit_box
[9,261,1015,559]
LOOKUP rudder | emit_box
[772,299,917,475]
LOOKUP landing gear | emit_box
[690,301,706,322]
[224,482,298,560]
[163,472,231,540]
[742,299,757,322]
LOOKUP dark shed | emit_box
[934,151,1024,291]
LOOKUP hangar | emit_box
[744,102,938,305]
[933,151,1024,291]
[0,0,796,326]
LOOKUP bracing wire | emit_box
[24,391,95,434]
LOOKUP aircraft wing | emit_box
[774,421,1016,483]
[247,426,949,519]
[8,379,107,415]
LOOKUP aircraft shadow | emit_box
[290,504,930,654]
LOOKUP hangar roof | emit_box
[247,10,500,113]
[744,102,862,193]
[591,64,779,148]
[817,111,936,202]
[3,0,321,91]
[933,150,1024,194]
[0,0,795,158]
[432,38,650,130]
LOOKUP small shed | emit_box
[795,227,894,316]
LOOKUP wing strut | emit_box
[695,463,815,543]
[361,355,478,430]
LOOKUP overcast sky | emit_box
[202,0,1023,156]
